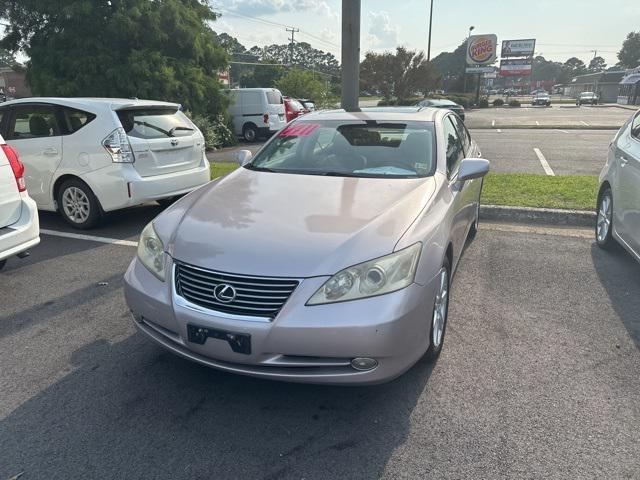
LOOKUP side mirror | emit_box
[237,149,253,166]
[458,158,490,182]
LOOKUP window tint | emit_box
[442,116,464,177]
[61,108,96,134]
[116,108,195,139]
[8,105,60,140]
[267,91,283,105]
[450,115,470,153]
[632,114,640,140]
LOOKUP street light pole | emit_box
[427,0,434,62]
[341,0,361,112]
[463,26,474,93]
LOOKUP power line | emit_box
[286,27,299,65]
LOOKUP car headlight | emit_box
[307,243,422,305]
[137,222,166,281]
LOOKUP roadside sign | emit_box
[500,58,533,76]
[466,66,495,74]
[466,34,497,66]
[501,39,536,58]
[484,72,498,79]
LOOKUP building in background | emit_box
[618,67,640,105]
[0,66,31,100]
[566,71,626,102]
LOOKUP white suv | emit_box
[0,98,211,228]
[0,136,40,271]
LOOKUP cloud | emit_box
[366,11,399,51]
[227,0,338,20]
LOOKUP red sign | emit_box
[500,59,533,77]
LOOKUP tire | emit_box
[56,178,102,229]
[596,186,616,250]
[242,124,259,142]
[157,196,178,208]
[0,259,6,271]
[425,257,451,362]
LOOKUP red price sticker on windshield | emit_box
[279,123,320,137]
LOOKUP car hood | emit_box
[159,169,436,278]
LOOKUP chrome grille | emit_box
[174,262,299,318]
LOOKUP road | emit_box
[471,129,615,176]
[1,215,639,479]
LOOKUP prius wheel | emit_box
[57,179,102,229]
[426,258,450,362]
[596,187,615,250]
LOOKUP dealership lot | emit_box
[1,216,639,479]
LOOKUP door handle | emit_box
[620,155,629,167]
[43,147,58,156]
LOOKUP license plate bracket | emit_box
[187,324,251,354]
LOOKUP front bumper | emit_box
[0,193,40,262]
[124,257,438,385]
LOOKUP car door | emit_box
[442,114,468,261]
[450,114,482,231]
[616,112,640,253]
[5,104,63,207]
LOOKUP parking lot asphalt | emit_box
[1,216,639,479]
[465,105,633,129]
[471,129,614,176]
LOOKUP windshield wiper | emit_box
[169,126,195,136]
[134,120,172,137]
[321,171,362,177]
[244,164,275,172]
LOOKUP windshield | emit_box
[580,92,594,97]
[117,108,194,139]
[247,120,436,178]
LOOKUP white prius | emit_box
[0,98,211,229]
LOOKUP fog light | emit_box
[351,357,378,371]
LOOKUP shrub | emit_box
[508,100,521,107]
[478,98,489,108]
[493,98,505,107]
[186,111,237,150]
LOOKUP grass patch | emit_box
[210,162,239,179]
[482,173,598,211]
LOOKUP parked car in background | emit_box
[298,99,316,112]
[124,106,490,385]
[283,97,306,123]
[577,92,599,105]
[596,110,640,262]
[416,99,465,121]
[225,88,287,142]
[0,98,211,229]
[0,135,39,271]
[531,92,551,107]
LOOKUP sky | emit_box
[210,0,640,67]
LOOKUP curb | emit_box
[469,124,621,130]
[481,205,596,227]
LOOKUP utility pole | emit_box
[341,0,361,112]
[427,0,434,62]
[286,27,299,65]
[463,26,475,93]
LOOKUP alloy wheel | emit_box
[597,192,612,243]
[431,267,449,349]
[62,186,91,224]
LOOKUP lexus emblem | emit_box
[170,138,179,146]
[213,284,237,303]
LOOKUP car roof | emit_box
[300,106,439,122]
[423,99,458,106]
[1,97,180,111]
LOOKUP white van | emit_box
[225,88,287,142]
[0,136,40,271]
[0,98,211,229]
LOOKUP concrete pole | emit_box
[427,0,434,62]
[341,0,361,112]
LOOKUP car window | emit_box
[632,114,640,140]
[61,107,96,134]
[7,105,60,140]
[249,120,436,178]
[266,91,283,105]
[116,108,194,139]
[450,115,471,154]
[442,116,464,178]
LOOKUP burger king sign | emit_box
[466,34,497,66]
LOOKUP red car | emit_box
[284,97,306,123]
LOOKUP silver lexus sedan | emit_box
[124,107,490,385]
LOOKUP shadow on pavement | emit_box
[0,332,434,479]
[591,243,640,348]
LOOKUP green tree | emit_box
[240,60,284,88]
[617,31,640,69]
[431,41,466,92]
[587,56,607,72]
[0,48,21,69]
[532,56,563,82]
[360,47,441,101]
[275,68,334,106]
[558,57,587,83]
[0,0,228,117]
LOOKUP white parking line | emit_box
[535,121,540,126]
[533,148,555,176]
[41,229,138,247]
[580,121,590,126]
[496,129,502,133]
[492,120,496,128]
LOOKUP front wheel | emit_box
[596,187,616,250]
[57,179,102,229]
[243,124,259,142]
[425,258,451,362]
